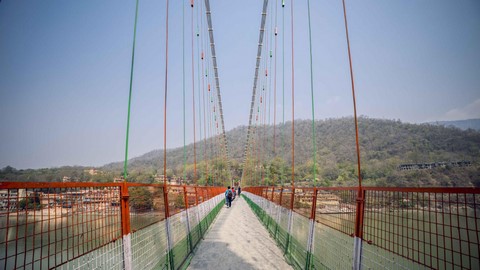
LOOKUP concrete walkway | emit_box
[187,196,293,270]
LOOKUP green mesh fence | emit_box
[244,193,356,270]
[54,194,224,270]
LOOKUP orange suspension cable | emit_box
[342,0,364,241]
[342,0,362,188]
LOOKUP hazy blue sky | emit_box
[1,0,479,169]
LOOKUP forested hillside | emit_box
[428,119,480,131]
[2,117,479,187]
[238,117,480,187]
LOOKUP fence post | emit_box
[274,187,283,240]
[183,185,193,253]
[194,186,203,236]
[267,187,275,229]
[285,187,295,256]
[352,188,365,270]
[120,182,132,270]
[163,186,174,270]
[305,188,317,269]
[279,187,284,206]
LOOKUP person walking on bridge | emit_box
[225,186,233,208]
[231,187,236,201]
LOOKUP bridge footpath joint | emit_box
[187,196,293,270]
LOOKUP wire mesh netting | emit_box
[0,184,122,270]
[0,182,224,270]
[131,219,168,270]
[315,189,356,237]
[167,186,187,217]
[129,185,166,232]
[293,188,315,218]
[169,211,189,270]
[312,222,354,270]
[56,237,124,270]
[362,189,480,270]
[244,186,480,270]
[288,211,310,268]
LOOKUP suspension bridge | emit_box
[1,0,479,269]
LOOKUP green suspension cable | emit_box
[183,1,187,183]
[123,0,140,181]
[281,0,285,187]
[307,0,317,186]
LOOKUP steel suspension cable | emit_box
[204,29,212,185]
[255,126,259,186]
[201,2,212,185]
[204,0,230,170]
[241,0,269,186]
[191,0,197,186]
[290,0,295,188]
[342,0,362,188]
[123,0,140,181]
[208,75,213,184]
[341,0,364,246]
[307,0,317,186]
[266,1,275,185]
[273,0,278,158]
[208,56,218,185]
[163,0,170,217]
[281,0,285,187]
[196,0,204,186]
[261,23,268,186]
[201,9,208,185]
[273,0,278,185]
[267,2,273,128]
[183,1,187,185]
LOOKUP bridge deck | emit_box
[188,196,293,270]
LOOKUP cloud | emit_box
[444,99,480,120]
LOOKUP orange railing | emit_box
[244,186,480,269]
[0,181,224,270]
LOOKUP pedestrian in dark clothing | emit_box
[225,186,233,208]
[237,186,241,196]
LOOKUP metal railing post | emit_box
[183,185,193,253]
[120,182,132,270]
[352,188,365,270]
[163,186,174,270]
[194,186,203,236]
[285,187,295,256]
[274,187,283,239]
[265,187,274,229]
[305,188,317,269]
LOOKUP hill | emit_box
[2,117,479,187]
[428,119,480,131]
[104,117,480,187]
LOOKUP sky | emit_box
[0,0,479,169]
